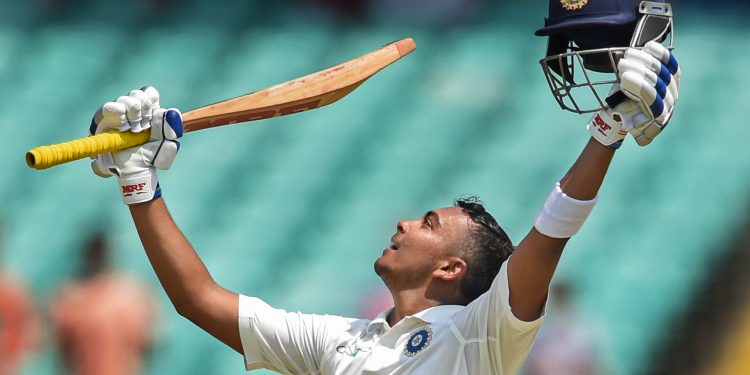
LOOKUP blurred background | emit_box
[1,0,749,374]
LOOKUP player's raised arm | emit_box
[129,200,242,352]
[507,41,681,321]
[88,87,242,353]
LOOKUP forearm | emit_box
[130,197,242,352]
[129,198,217,312]
[559,137,615,200]
[508,137,615,321]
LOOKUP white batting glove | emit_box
[618,41,681,146]
[89,87,183,205]
[587,84,634,149]
[588,42,681,148]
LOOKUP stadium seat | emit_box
[7,4,748,375]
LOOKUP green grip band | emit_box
[26,130,151,170]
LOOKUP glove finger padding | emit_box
[89,101,128,178]
[150,108,183,170]
[93,101,129,133]
[645,41,680,105]
[620,71,666,120]
[141,86,161,109]
[618,59,658,88]
[128,90,152,132]
[616,41,680,146]
[645,41,681,82]
[116,95,145,133]
[129,86,161,132]
[621,49,664,76]
[91,152,119,178]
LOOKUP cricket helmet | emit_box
[536,0,674,113]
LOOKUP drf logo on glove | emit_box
[122,183,148,196]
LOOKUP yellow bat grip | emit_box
[26,130,151,170]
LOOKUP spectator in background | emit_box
[523,282,603,375]
[0,220,41,375]
[50,232,155,375]
[365,0,482,26]
[320,0,366,17]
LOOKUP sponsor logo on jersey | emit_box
[403,326,432,357]
[336,341,372,357]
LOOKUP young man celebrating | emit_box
[88,1,680,373]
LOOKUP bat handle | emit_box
[26,130,151,170]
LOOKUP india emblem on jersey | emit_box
[560,0,588,10]
[403,326,433,357]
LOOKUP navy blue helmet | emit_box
[536,0,673,113]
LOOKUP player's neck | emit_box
[387,289,441,327]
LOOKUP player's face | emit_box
[374,207,473,290]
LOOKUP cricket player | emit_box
[87,1,680,373]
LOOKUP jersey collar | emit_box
[368,308,392,331]
[369,304,464,331]
[410,304,463,323]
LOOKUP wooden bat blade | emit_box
[182,37,416,132]
[25,38,416,170]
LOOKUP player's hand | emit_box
[618,41,681,146]
[588,42,681,148]
[89,87,183,205]
[586,84,631,149]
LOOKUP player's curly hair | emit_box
[454,196,514,303]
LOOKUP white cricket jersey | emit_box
[238,260,543,374]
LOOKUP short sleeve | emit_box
[237,295,354,373]
[450,258,545,373]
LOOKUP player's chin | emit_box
[375,248,396,265]
[373,255,393,278]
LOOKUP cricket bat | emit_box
[26,38,416,170]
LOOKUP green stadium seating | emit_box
[5,4,747,375]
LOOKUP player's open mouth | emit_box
[389,234,401,251]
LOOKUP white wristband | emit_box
[534,182,597,238]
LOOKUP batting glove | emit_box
[618,41,681,146]
[587,84,633,149]
[90,87,183,205]
[588,41,681,148]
